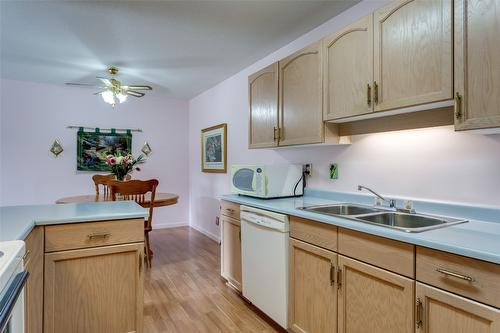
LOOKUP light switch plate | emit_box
[329,163,338,180]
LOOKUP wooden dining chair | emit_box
[108,179,159,268]
[92,174,131,199]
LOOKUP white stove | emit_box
[0,241,27,333]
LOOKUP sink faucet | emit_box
[357,185,396,208]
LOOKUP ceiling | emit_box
[1,0,360,99]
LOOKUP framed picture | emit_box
[77,130,132,171]
[201,123,227,173]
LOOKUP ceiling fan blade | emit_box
[96,77,112,86]
[65,82,101,87]
[126,90,145,97]
[93,91,106,95]
[123,85,152,91]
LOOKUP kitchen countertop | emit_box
[221,189,500,264]
[0,201,148,241]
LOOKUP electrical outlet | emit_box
[303,164,312,177]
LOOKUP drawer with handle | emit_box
[220,200,240,219]
[416,246,500,308]
[45,218,144,252]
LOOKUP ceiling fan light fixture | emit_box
[101,90,115,106]
[117,92,128,104]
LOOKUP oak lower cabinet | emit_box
[337,255,414,333]
[24,227,44,333]
[454,0,500,131]
[288,238,337,333]
[373,0,453,112]
[220,215,242,291]
[278,41,324,146]
[416,282,500,332]
[323,15,374,120]
[44,243,144,333]
[248,62,279,148]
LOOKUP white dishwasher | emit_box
[240,205,289,329]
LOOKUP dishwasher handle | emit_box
[241,211,289,232]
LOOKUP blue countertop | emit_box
[0,201,148,241]
[222,189,500,264]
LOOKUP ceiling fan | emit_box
[66,66,152,107]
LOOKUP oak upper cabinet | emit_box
[416,282,500,332]
[337,255,414,333]
[248,62,279,148]
[220,215,242,291]
[454,0,500,131]
[279,41,324,146]
[323,15,374,120]
[373,0,453,112]
[289,238,337,333]
[44,243,144,333]
[24,227,44,333]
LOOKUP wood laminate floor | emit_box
[144,227,280,333]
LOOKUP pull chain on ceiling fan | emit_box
[66,66,152,107]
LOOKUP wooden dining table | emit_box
[56,192,179,207]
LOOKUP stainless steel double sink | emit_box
[297,204,468,233]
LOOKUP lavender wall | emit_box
[0,79,190,228]
[188,0,500,240]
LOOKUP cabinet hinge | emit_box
[337,268,342,289]
[330,264,335,286]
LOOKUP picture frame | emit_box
[77,130,132,171]
[201,123,227,173]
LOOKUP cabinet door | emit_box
[373,0,453,111]
[44,243,144,333]
[248,63,279,148]
[338,255,414,333]
[24,226,44,333]
[454,0,500,130]
[416,282,500,333]
[324,15,374,120]
[220,215,242,291]
[289,238,337,333]
[279,41,323,146]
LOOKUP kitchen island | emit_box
[0,201,148,333]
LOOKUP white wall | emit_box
[188,0,500,240]
[0,79,189,228]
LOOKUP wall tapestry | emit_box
[77,129,132,171]
[201,123,227,173]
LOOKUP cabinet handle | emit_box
[273,127,279,141]
[337,268,342,289]
[455,92,462,119]
[330,264,335,286]
[416,298,423,328]
[139,252,143,272]
[373,81,379,105]
[238,230,241,241]
[226,208,234,212]
[87,232,111,240]
[367,83,372,106]
[436,268,474,282]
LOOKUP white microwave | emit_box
[230,164,304,198]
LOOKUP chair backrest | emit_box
[92,174,131,198]
[108,179,159,229]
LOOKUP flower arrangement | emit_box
[101,153,145,181]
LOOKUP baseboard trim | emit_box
[153,222,189,229]
[190,224,220,243]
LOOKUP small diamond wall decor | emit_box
[50,139,64,157]
[141,141,152,156]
